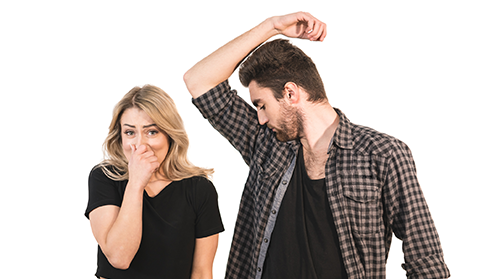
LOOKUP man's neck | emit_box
[299,102,339,155]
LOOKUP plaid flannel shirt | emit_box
[193,80,450,279]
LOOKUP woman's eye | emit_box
[148,130,159,136]
[124,130,134,136]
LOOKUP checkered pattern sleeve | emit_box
[192,80,261,166]
[383,140,450,278]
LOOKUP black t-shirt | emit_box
[85,166,224,279]
[262,147,347,279]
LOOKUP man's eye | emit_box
[259,105,265,110]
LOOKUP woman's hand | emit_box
[127,144,159,188]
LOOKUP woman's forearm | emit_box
[99,184,144,269]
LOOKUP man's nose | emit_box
[258,111,268,125]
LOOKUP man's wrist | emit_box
[253,17,280,42]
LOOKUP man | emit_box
[184,12,449,279]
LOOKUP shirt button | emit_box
[272,210,276,214]
[282,180,288,185]
[258,267,262,272]
[264,238,268,243]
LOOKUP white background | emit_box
[1,1,498,278]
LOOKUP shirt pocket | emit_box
[343,183,381,236]
[250,162,277,207]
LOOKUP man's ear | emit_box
[283,82,300,104]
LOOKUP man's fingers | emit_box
[309,22,327,41]
[290,12,326,41]
[303,14,326,41]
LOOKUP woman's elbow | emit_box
[106,254,133,270]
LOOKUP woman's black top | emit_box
[85,166,224,279]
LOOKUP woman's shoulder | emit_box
[89,164,126,184]
[90,163,123,176]
[177,176,217,196]
[178,176,220,216]
[89,165,107,180]
[178,176,213,187]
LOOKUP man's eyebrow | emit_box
[252,98,261,107]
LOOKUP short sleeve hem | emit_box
[196,224,225,239]
[84,200,121,219]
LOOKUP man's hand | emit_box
[271,12,327,42]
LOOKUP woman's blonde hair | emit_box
[99,85,213,181]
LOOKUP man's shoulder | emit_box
[350,122,408,157]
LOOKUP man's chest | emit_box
[303,149,329,180]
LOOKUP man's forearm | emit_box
[183,18,277,99]
[183,12,327,99]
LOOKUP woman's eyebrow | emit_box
[122,124,157,128]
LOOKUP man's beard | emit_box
[273,103,304,142]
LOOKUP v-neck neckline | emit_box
[144,181,173,199]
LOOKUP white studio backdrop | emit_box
[0,1,498,278]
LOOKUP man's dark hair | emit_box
[239,39,327,102]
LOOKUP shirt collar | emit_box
[329,108,354,151]
[285,108,353,153]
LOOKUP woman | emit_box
[85,85,224,279]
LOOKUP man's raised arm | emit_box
[183,12,327,99]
